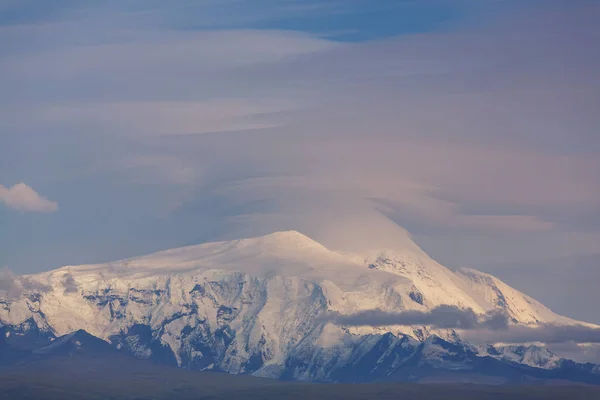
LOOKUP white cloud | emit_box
[0,267,51,299]
[0,183,58,213]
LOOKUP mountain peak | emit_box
[32,329,112,357]
[49,230,357,282]
[3,230,598,384]
[236,230,328,250]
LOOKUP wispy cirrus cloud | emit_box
[0,0,598,289]
[37,99,301,137]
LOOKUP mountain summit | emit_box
[1,231,598,383]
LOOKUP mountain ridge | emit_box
[1,230,598,383]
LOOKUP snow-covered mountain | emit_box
[1,231,598,382]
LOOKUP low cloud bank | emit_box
[0,268,51,300]
[325,306,600,344]
[464,324,600,345]
[322,305,509,330]
[62,273,78,295]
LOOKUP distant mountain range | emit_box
[2,231,600,386]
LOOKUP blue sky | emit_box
[0,1,484,40]
[1,1,599,320]
[0,0,543,43]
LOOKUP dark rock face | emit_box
[409,290,424,305]
[109,324,179,367]
[2,317,600,386]
[1,318,54,351]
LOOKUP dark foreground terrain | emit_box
[3,356,600,400]
[2,329,600,400]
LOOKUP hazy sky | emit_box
[1,1,599,320]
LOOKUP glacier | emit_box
[1,230,599,382]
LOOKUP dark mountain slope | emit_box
[2,330,600,400]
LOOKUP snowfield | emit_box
[1,231,597,379]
